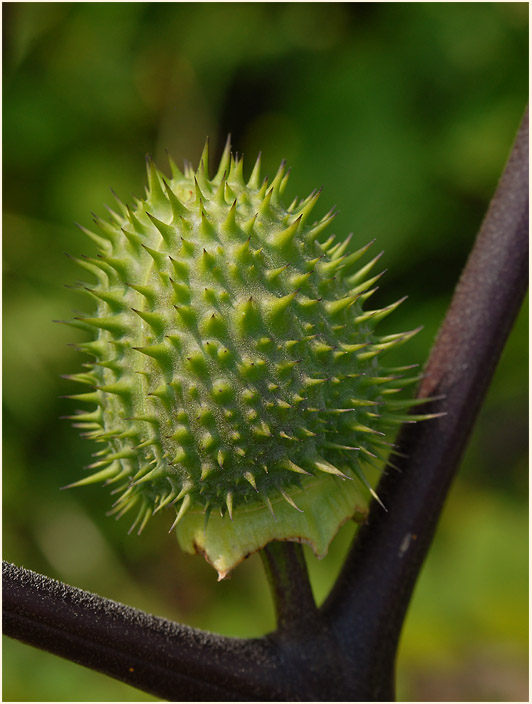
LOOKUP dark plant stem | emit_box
[322,106,529,700]
[2,561,283,702]
[260,542,317,633]
[1,559,347,701]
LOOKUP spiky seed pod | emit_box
[64,138,430,579]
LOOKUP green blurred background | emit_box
[3,3,528,701]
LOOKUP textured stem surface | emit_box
[1,560,347,701]
[322,106,529,700]
[2,561,283,702]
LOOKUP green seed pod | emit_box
[64,138,428,579]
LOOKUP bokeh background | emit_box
[3,3,528,701]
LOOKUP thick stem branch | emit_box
[322,107,529,700]
[2,561,283,702]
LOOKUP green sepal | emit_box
[176,474,369,579]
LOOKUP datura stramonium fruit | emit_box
[64,139,427,579]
